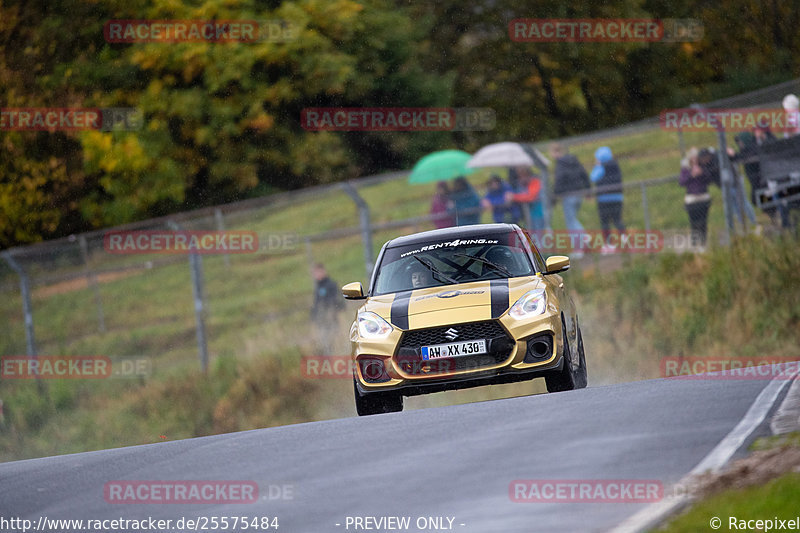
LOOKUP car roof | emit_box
[385,223,520,248]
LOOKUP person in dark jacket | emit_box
[550,143,590,256]
[729,127,781,223]
[311,263,345,354]
[590,146,626,251]
[729,131,761,200]
[448,176,482,226]
[679,147,714,250]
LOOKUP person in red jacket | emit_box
[505,166,546,230]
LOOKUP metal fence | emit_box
[2,79,799,374]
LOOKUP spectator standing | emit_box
[551,143,590,257]
[742,125,791,228]
[729,130,771,232]
[679,148,714,251]
[729,131,761,203]
[449,176,482,226]
[711,141,757,229]
[481,175,521,224]
[430,181,455,228]
[783,94,800,137]
[590,146,626,253]
[506,166,547,231]
[310,263,345,355]
[751,126,790,227]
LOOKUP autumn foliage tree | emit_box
[2,0,799,248]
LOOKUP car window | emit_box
[373,234,534,295]
[521,229,548,271]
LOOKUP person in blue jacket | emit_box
[481,175,521,224]
[590,146,626,251]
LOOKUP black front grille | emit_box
[396,320,513,376]
[399,321,507,348]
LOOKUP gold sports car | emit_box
[342,223,587,416]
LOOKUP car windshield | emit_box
[373,233,534,295]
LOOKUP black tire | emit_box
[573,326,588,389]
[546,321,588,393]
[545,339,576,392]
[353,380,403,416]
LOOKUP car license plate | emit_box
[421,340,487,360]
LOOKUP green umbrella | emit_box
[408,150,475,184]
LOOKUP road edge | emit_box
[610,368,799,533]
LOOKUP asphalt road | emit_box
[0,376,786,533]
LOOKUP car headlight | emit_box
[357,311,393,339]
[509,289,547,319]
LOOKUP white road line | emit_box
[610,367,799,533]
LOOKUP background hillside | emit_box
[3,0,800,247]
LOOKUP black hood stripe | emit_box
[390,290,412,330]
[490,279,509,318]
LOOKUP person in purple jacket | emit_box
[679,147,714,250]
[430,181,455,228]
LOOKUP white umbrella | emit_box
[467,142,547,168]
[467,142,553,231]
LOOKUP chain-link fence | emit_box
[2,79,799,376]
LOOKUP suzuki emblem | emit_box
[444,328,459,341]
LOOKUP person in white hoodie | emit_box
[782,94,800,137]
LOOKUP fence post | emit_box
[715,128,742,242]
[2,251,37,357]
[214,208,231,270]
[167,221,209,374]
[522,201,533,229]
[78,235,106,333]
[341,181,375,279]
[691,103,733,244]
[640,182,651,232]
[540,167,552,230]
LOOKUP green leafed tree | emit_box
[2,0,800,247]
[1,0,450,245]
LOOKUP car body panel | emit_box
[347,223,581,397]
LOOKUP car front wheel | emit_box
[545,319,587,393]
[354,380,403,416]
[573,325,588,389]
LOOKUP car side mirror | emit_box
[544,255,570,274]
[342,281,366,300]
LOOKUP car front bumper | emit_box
[352,309,566,396]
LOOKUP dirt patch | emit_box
[686,444,800,499]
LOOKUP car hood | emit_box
[365,277,542,330]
